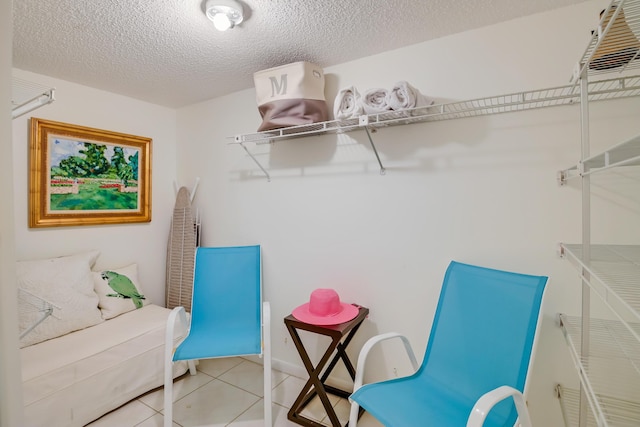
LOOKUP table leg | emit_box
[286,324,347,427]
[320,320,365,385]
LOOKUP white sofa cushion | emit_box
[17,251,103,348]
[92,263,150,319]
[22,304,188,427]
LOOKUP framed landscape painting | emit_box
[29,118,152,227]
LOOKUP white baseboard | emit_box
[271,358,307,379]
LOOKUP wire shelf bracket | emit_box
[559,131,640,183]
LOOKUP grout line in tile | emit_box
[168,369,217,405]
[132,412,158,427]
[130,364,299,427]
[224,398,259,427]
[136,396,160,413]
[271,374,289,389]
[215,376,265,399]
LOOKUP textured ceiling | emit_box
[13,0,589,108]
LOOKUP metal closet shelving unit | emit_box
[231,77,640,181]
[556,0,640,425]
[11,76,55,119]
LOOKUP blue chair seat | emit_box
[353,377,471,427]
[173,325,261,360]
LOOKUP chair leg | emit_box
[263,301,272,427]
[349,401,360,427]
[188,359,197,375]
[163,361,173,427]
[164,306,187,427]
[263,358,272,427]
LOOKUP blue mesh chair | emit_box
[164,245,272,427]
[349,261,547,427]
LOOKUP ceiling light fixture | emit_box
[205,0,244,31]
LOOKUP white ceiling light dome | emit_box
[205,0,244,31]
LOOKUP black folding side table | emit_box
[284,305,369,427]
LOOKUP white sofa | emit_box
[21,305,188,427]
[17,251,187,427]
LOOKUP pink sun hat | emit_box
[292,288,359,325]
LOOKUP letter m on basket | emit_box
[269,74,287,97]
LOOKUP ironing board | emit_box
[165,186,196,312]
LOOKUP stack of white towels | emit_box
[333,81,435,120]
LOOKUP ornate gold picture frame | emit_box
[29,118,152,227]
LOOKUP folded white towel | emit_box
[360,88,391,114]
[333,86,363,120]
[387,81,435,111]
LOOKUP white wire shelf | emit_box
[12,76,55,119]
[559,244,640,342]
[233,74,640,146]
[557,384,640,427]
[558,315,640,427]
[231,74,640,181]
[573,0,640,82]
[559,132,640,182]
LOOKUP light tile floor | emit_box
[86,357,383,427]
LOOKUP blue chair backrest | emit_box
[419,261,547,425]
[188,245,262,355]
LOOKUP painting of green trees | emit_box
[49,138,140,211]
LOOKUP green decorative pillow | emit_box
[92,263,149,319]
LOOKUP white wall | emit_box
[9,0,640,425]
[2,0,25,425]
[176,1,640,425]
[11,69,179,306]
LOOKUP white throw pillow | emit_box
[92,263,149,319]
[17,251,103,348]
